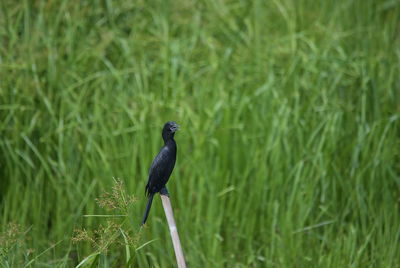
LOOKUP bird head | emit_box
[162,121,179,141]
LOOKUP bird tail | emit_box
[141,193,154,225]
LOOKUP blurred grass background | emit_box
[0,0,399,267]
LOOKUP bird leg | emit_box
[160,187,169,196]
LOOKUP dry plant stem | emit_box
[160,194,186,268]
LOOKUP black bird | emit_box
[141,121,179,225]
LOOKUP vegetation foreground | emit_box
[1,0,399,267]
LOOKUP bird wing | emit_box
[145,146,175,195]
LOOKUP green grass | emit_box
[1,0,400,267]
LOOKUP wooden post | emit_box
[160,194,186,268]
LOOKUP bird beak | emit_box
[171,124,180,132]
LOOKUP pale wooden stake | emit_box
[160,194,187,268]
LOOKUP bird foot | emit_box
[160,187,169,196]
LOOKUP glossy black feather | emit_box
[145,142,176,195]
[141,193,154,225]
[141,121,178,225]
